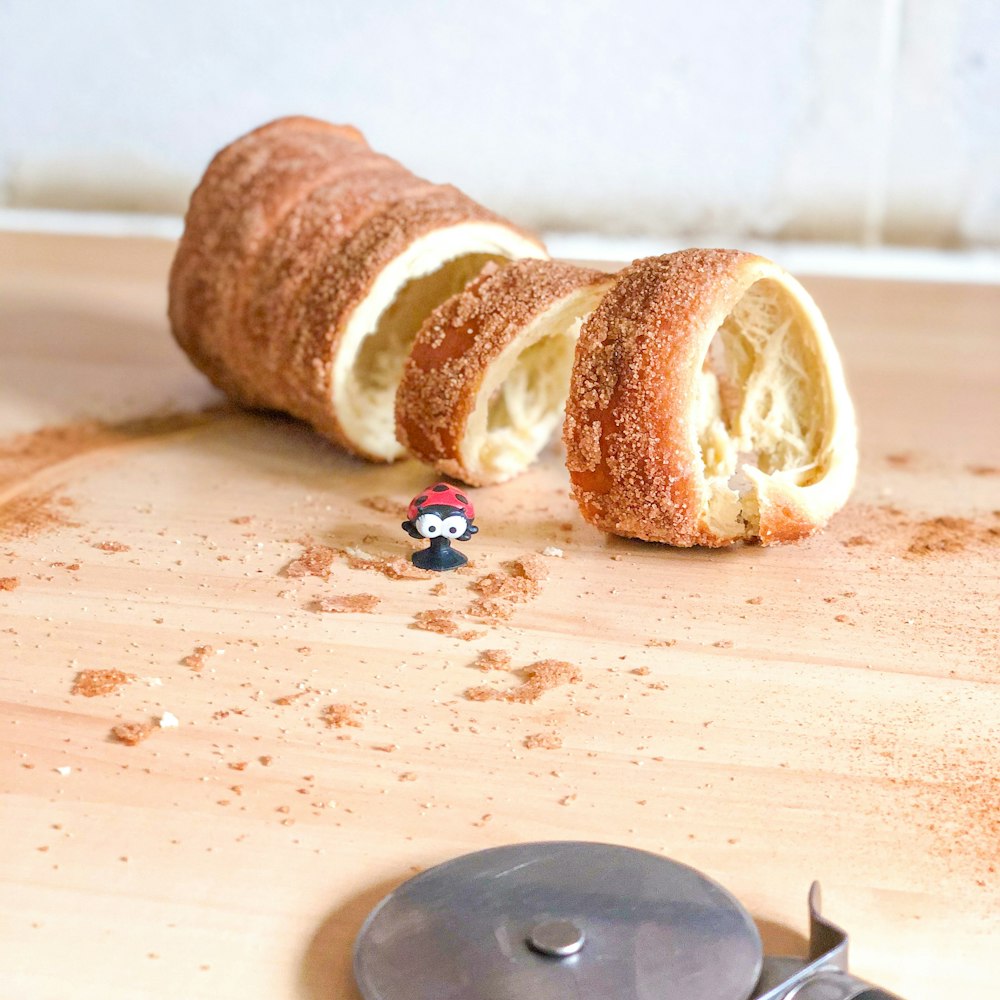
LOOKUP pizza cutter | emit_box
[353,841,904,1000]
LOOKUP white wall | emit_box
[1,0,997,247]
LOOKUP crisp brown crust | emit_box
[168,117,370,390]
[168,116,545,459]
[396,259,612,483]
[564,250,857,546]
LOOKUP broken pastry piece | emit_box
[397,259,614,485]
[169,116,546,461]
[564,250,857,546]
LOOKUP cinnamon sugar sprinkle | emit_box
[905,515,1000,558]
[315,594,380,613]
[466,555,548,621]
[322,702,366,729]
[92,540,131,553]
[466,659,581,704]
[0,489,77,541]
[524,732,563,750]
[0,576,19,591]
[0,412,218,540]
[72,669,135,697]
[343,547,433,580]
[474,649,512,671]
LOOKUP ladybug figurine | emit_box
[402,482,478,571]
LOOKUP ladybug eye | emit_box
[441,514,466,537]
[414,513,443,537]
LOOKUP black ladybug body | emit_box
[402,482,478,571]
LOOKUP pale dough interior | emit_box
[333,223,546,460]
[695,275,843,540]
[462,285,608,485]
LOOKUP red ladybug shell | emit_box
[407,482,475,521]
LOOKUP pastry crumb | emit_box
[524,732,563,750]
[93,540,130,553]
[315,593,381,613]
[412,609,460,635]
[466,555,548,620]
[181,644,215,671]
[466,659,581,704]
[71,669,134,697]
[474,649,512,672]
[0,576,20,591]
[414,609,484,639]
[284,541,337,579]
[322,702,365,729]
[111,721,154,746]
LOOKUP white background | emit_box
[1,0,997,248]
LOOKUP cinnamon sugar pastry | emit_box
[564,250,857,546]
[169,116,546,461]
[396,260,613,486]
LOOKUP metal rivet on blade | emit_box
[527,920,585,958]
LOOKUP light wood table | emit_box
[1,231,997,1000]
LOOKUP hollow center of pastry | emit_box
[340,251,506,458]
[696,277,831,538]
[475,321,580,481]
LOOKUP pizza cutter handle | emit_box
[755,884,906,1000]
[801,883,906,1000]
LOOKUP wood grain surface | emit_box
[1,231,998,1000]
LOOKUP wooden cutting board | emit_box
[1,231,998,1000]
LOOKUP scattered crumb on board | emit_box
[410,610,483,641]
[315,594,380,613]
[466,659,581,704]
[181,645,216,671]
[322,703,366,729]
[92,540,130,553]
[474,649,512,671]
[72,669,135,697]
[110,722,154,746]
[524,732,563,750]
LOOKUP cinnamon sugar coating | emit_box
[564,249,856,546]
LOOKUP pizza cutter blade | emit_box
[352,841,907,1000]
[353,840,762,1000]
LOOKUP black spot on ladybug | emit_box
[431,484,449,493]
[416,495,428,505]
[455,493,468,504]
